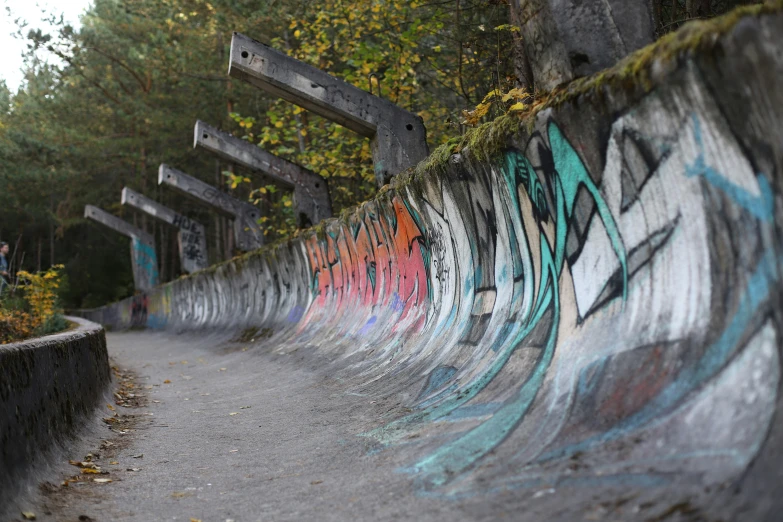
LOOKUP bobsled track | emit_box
[4,6,783,522]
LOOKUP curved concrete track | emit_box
[6,7,783,522]
[5,329,778,521]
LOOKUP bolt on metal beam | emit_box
[228,32,429,187]
[121,188,209,274]
[84,205,159,291]
[194,120,331,228]
[157,164,264,252]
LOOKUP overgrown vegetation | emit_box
[0,0,769,309]
[0,265,69,343]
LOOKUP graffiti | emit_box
[130,294,148,328]
[131,237,159,289]
[84,58,781,508]
[302,195,429,331]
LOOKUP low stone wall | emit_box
[0,317,110,504]
[81,6,783,501]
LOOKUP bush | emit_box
[0,265,68,344]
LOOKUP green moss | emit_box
[413,1,780,178]
[546,0,781,107]
[113,3,781,295]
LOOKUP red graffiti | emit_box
[303,196,429,331]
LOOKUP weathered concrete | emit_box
[84,205,159,291]
[510,0,655,90]
[121,187,208,274]
[194,120,332,227]
[0,318,109,509]
[157,164,264,252]
[40,6,783,520]
[229,32,429,186]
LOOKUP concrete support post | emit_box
[228,32,429,187]
[84,205,159,291]
[509,0,655,91]
[157,164,264,252]
[121,188,209,274]
[194,120,331,227]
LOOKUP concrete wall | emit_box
[81,8,783,500]
[0,318,110,505]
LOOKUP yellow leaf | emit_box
[21,512,36,520]
[501,87,530,103]
[300,129,307,137]
[508,102,527,112]
[294,29,301,38]
[163,379,171,384]
[274,121,284,128]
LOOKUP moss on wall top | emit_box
[110,2,781,295]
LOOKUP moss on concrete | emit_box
[91,3,783,298]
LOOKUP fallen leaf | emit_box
[127,468,142,472]
[93,478,112,483]
[163,380,171,384]
[171,491,193,499]
[190,519,202,522]
[229,449,238,453]
[106,404,115,411]
[181,361,188,365]
[131,454,144,459]
[239,406,251,410]
[153,400,161,403]
[21,512,36,520]
[219,368,227,372]
[110,461,119,465]
[229,412,239,416]
[81,468,102,474]
[70,461,98,469]
[311,480,323,485]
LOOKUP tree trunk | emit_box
[509,0,535,91]
[214,160,222,263]
[49,192,55,267]
[652,0,663,35]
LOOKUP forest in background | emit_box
[0,0,762,309]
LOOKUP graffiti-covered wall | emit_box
[83,8,783,506]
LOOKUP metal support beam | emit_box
[121,188,209,274]
[84,205,159,291]
[158,164,264,252]
[194,120,332,228]
[229,32,429,187]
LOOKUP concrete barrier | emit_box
[0,318,110,505]
[80,6,783,501]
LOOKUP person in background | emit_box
[0,241,9,294]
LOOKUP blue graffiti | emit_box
[132,237,159,287]
[287,305,305,323]
[686,114,774,222]
[364,122,628,486]
[536,247,779,464]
